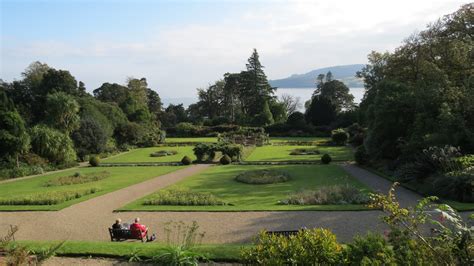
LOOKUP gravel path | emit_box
[0,163,471,244]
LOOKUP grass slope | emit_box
[103,146,196,163]
[0,166,185,211]
[19,241,245,262]
[120,164,371,211]
[245,145,353,162]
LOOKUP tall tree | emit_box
[44,92,80,134]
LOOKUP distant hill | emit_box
[269,64,365,88]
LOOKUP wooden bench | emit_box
[108,228,148,242]
[266,230,300,237]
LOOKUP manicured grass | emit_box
[0,166,185,211]
[18,241,245,262]
[165,137,217,143]
[245,145,353,162]
[120,164,372,211]
[103,146,196,163]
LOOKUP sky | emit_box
[0,0,468,99]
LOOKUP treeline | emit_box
[0,63,164,177]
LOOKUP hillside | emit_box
[269,64,365,88]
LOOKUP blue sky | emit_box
[0,0,467,99]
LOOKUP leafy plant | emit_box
[89,156,100,167]
[242,228,343,265]
[181,156,192,165]
[321,154,332,164]
[331,128,349,145]
[354,145,369,165]
[219,154,232,165]
[152,221,207,265]
[344,232,396,265]
[235,169,290,184]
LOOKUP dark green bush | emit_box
[242,229,343,265]
[432,170,474,202]
[331,128,349,145]
[181,156,192,165]
[220,155,232,165]
[321,154,332,164]
[345,233,396,265]
[89,156,100,167]
[354,145,369,165]
[235,169,290,184]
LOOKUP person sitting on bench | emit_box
[112,218,125,230]
[130,217,148,239]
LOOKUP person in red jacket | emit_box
[130,217,148,239]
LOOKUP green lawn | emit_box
[120,164,371,211]
[103,146,196,163]
[19,241,245,262]
[165,137,217,143]
[0,166,185,211]
[245,145,353,162]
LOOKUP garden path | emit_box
[0,164,471,244]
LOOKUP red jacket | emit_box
[130,223,147,238]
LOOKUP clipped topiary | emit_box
[220,155,232,165]
[354,145,369,165]
[181,156,192,165]
[89,156,100,167]
[331,128,349,145]
[321,154,332,164]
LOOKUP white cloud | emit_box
[1,0,467,98]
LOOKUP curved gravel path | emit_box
[0,163,471,244]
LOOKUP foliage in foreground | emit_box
[151,221,207,265]
[242,228,343,265]
[0,187,99,205]
[282,185,369,205]
[242,184,473,265]
[234,169,290,184]
[1,226,64,265]
[143,189,226,206]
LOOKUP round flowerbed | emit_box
[150,150,178,157]
[235,169,290,184]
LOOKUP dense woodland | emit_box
[0,4,473,202]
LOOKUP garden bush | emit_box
[344,232,396,265]
[283,185,369,205]
[289,148,320,155]
[235,169,290,184]
[143,189,226,206]
[0,164,44,180]
[150,150,178,157]
[89,156,100,167]
[181,156,192,165]
[0,188,100,205]
[432,170,474,202]
[321,154,332,164]
[220,155,232,165]
[331,128,349,145]
[242,229,343,265]
[44,171,110,187]
[193,143,242,162]
[354,145,369,165]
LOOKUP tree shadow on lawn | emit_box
[224,210,387,244]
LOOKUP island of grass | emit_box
[103,146,196,163]
[244,145,353,162]
[119,164,372,211]
[0,166,185,211]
